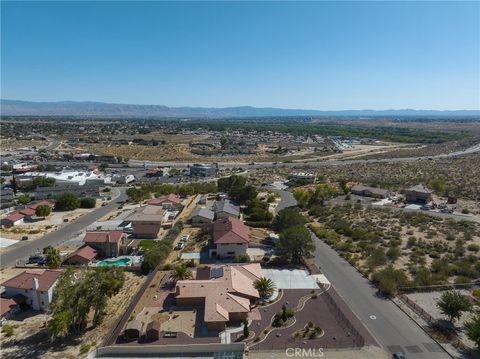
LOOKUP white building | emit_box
[1,269,62,310]
[17,170,112,186]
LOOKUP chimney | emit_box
[32,278,39,291]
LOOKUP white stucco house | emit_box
[1,269,62,311]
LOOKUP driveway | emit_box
[263,268,319,289]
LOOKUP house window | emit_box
[41,301,44,305]
[237,243,243,246]
[227,251,235,255]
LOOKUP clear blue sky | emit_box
[1,1,479,110]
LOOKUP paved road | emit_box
[312,234,451,358]
[48,143,480,171]
[265,187,297,214]
[0,188,127,266]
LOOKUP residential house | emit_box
[175,263,262,331]
[147,194,182,210]
[1,212,25,227]
[126,206,165,239]
[191,207,215,226]
[18,207,36,221]
[288,172,316,184]
[214,199,240,219]
[405,185,433,204]
[1,199,55,227]
[63,245,98,265]
[1,269,62,310]
[83,230,128,257]
[210,217,250,259]
[351,185,391,199]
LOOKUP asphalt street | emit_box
[46,143,480,171]
[312,234,451,358]
[0,187,127,266]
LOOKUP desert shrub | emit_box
[2,324,14,337]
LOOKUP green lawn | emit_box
[139,240,156,251]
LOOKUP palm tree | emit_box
[254,277,276,299]
[171,264,193,282]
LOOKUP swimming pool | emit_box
[96,257,131,267]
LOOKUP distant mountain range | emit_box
[1,99,479,118]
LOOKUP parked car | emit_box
[441,208,453,214]
[21,236,29,241]
[28,255,46,265]
[392,352,406,359]
[174,242,185,250]
[420,205,431,211]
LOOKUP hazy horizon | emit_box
[2,98,480,112]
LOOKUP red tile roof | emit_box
[4,212,25,222]
[213,217,250,244]
[148,194,181,205]
[1,269,61,291]
[67,245,97,261]
[83,230,125,244]
[19,208,36,216]
[0,298,17,317]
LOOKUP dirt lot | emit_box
[0,139,48,151]
[0,271,144,359]
[309,204,480,284]
[1,205,101,242]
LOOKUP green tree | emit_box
[254,277,276,299]
[293,190,312,209]
[237,185,258,204]
[371,264,409,297]
[48,268,125,340]
[428,179,447,195]
[45,247,62,269]
[126,187,148,203]
[33,176,56,187]
[465,314,480,349]
[310,184,337,206]
[48,310,71,341]
[17,194,31,204]
[141,238,174,274]
[171,264,193,282]
[272,208,307,233]
[35,204,52,218]
[217,175,247,194]
[243,319,249,338]
[55,192,80,211]
[80,197,96,208]
[436,290,472,323]
[278,225,315,264]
